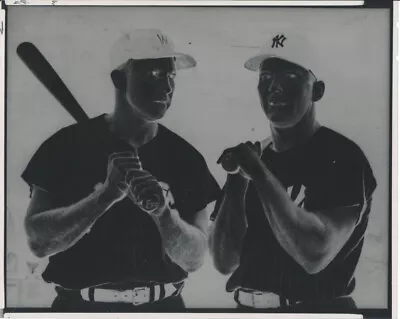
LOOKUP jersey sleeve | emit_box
[21,128,74,196]
[304,151,377,213]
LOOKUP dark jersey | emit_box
[22,114,221,290]
[211,126,377,301]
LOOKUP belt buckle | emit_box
[132,287,149,306]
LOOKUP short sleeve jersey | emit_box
[22,114,221,289]
[211,126,377,301]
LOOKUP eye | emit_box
[151,70,163,79]
[168,72,177,80]
[285,72,298,80]
[260,72,273,82]
[149,70,176,80]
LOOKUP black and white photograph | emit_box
[3,2,394,317]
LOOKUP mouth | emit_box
[153,94,171,104]
[267,95,288,108]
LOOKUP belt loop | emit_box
[159,284,166,299]
[170,281,183,296]
[234,289,240,305]
[149,285,155,303]
[279,296,288,308]
[174,282,184,296]
[89,287,95,302]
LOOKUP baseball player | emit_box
[22,29,221,311]
[209,31,377,312]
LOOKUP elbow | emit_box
[27,239,48,258]
[180,254,205,273]
[210,250,239,275]
[299,229,333,275]
[302,259,327,275]
[299,247,332,275]
[208,242,239,275]
[181,239,208,273]
[184,260,204,273]
[214,262,236,275]
[25,220,50,258]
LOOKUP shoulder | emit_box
[315,126,377,194]
[159,124,207,163]
[39,115,104,150]
[315,126,367,163]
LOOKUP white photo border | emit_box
[0,1,396,319]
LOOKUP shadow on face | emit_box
[112,57,177,121]
[257,57,324,128]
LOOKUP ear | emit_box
[111,69,127,92]
[312,80,325,102]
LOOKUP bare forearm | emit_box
[252,166,326,265]
[25,187,118,257]
[209,176,248,274]
[152,207,207,272]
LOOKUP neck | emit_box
[106,94,158,148]
[270,106,320,152]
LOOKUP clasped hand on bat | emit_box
[102,151,166,215]
[217,141,263,180]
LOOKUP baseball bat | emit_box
[17,42,90,124]
[17,42,160,212]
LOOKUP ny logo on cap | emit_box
[157,33,168,46]
[271,34,286,48]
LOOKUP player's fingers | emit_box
[130,178,158,196]
[112,158,141,173]
[244,141,261,155]
[130,175,157,189]
[135,185,161,207]
[116,160,142,171]
[116,181,129,193]
[237,142,254,153]
[131,182,158,201]
[217,147,237,164]
[108,151,135,162]
[112,157,141,165]
[126,169,152,184]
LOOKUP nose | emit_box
[268,76,283,94]
[165,76,174,96]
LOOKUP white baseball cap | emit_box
[110,29,196,71]
[244,31,318,73]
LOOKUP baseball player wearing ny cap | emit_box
[22,29,220,311]
[209,31,377,312]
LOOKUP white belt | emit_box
[80,282,181,306]
[236,289,289,309]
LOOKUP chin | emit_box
[270,116,304,129]
[144,109,168,122]
[138,102,170,122]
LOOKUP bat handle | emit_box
[140,194,162,213]
[219,142,262,174]
[220,152,240,174]
[132,149,162,213]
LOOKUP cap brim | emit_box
[112,52,196,71]
[244,54,307,72]
[174,52,197,70]
[133,52,196,70]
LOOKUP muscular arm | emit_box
[24,151,139,258]
[24,184,120,258]
[151,206,209,273]
[208,174,248,275]
[252,162,361,274]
